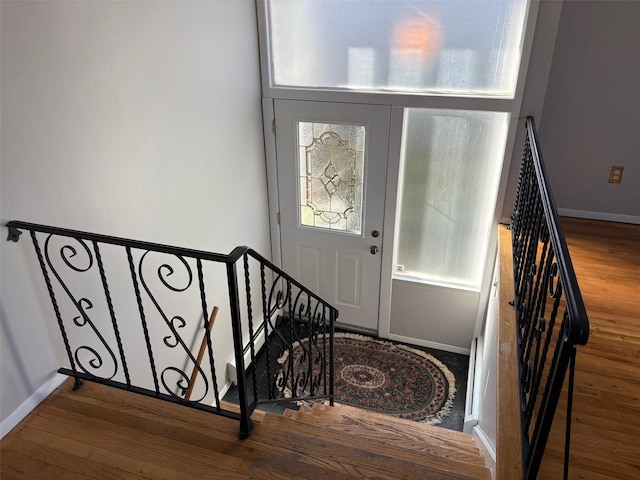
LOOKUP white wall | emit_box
[501,0,563,222]
[389,280,478,354]
[473,259,498,459]
[1,0,269,428]
[475,0,565,455]
[503,0,640,222]
[539,0,640,221]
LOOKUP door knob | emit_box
[370,245,379,255]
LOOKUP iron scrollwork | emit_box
[138,251,209,402]
[6,220,337,439]
[264,268,329,401]
[44,234,118,380]
[510,117,590,480]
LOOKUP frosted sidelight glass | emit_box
[298,122,365,234]
[268,0,528,96]
[395,109,509,288]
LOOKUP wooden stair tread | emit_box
[307,402,480,449]
[258,413,490,480]
[269,409,488,473]
[220,400,267,423]
[277,402,489,474]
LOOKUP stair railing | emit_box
[510,117,589,479]
[6,221,336,439]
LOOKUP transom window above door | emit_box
[267,0,528,97]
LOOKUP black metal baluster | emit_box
[259,263,273,400]
[526,320,573,480]
[526,285,564,434]
[564,346,577,480]
[306,293,315,397]
[243,253,258,405]
[126,247,159,395]
[197,259,220,409]
[287,279,296,397]
[329,306,335,406]
[523,236,552,366]
[93,241,130,387]
[30,231,79,381]
[226,259,253,439]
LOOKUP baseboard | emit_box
[218,380,232,403]
[464,337,483,433]
[473,424,497,479]
[502,210,640,225]
[558,208,640,225]
[1,372,67,439]
[387,333,470,356]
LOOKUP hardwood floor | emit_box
[498,218,640,479]
[538,218,640,480]
[0,378,490,479]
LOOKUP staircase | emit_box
[272,403,492,480]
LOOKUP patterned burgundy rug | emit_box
[278,333,456,425]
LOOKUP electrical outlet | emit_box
[609,165,624,183]
[395,264,405,273]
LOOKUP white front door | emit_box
[274,99,391,331]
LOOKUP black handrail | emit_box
[6,220,336,439]
[510,117,589,479]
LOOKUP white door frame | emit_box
[273,99,391,332]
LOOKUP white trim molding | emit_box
[387,333,471,356]
[558,208,640,225]
[1,372,67,439]
[473,424,497,479]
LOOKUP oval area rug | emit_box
[279,333,456,425]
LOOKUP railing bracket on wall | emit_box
[7,225,22,243]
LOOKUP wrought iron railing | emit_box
[510,117,589,479]
[6,221,336,439]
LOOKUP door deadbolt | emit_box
[371,230,380,238]
[370,245,379,255]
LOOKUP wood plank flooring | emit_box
[1,378,490,479]
[498,218,640,479]
[539,218,640,480]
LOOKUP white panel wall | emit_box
[0,0,269,428]
[473,259,499,457]
[389,280,479,354]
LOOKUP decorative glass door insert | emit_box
[298,122,365,234]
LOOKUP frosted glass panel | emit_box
[298,122,365,234]
[395,109,509,288]
[268,0,527,96]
